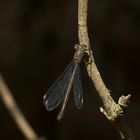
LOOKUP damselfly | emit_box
[43,44,85,120]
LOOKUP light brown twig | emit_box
[78,0,134,139]
[0,73,46,140]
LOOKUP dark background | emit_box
[0,0,140,140]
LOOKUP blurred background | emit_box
[0,0,140,140]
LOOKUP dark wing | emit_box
[43,61,74,111]
[73,64,83,109]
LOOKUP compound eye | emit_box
[74,44,79,50]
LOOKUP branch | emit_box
[0,73,46,140]
[78,0,134,139]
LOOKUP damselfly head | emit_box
[74,44,87,51]
[74,44,79,50]
[74,45,84,62]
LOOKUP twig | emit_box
[0,73,46,140]
[78,0,134,139]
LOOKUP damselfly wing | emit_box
[73,64,83,109]
[43,61,75,111]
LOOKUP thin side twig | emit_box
[0,73,46,140]
[78,0,134,139]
